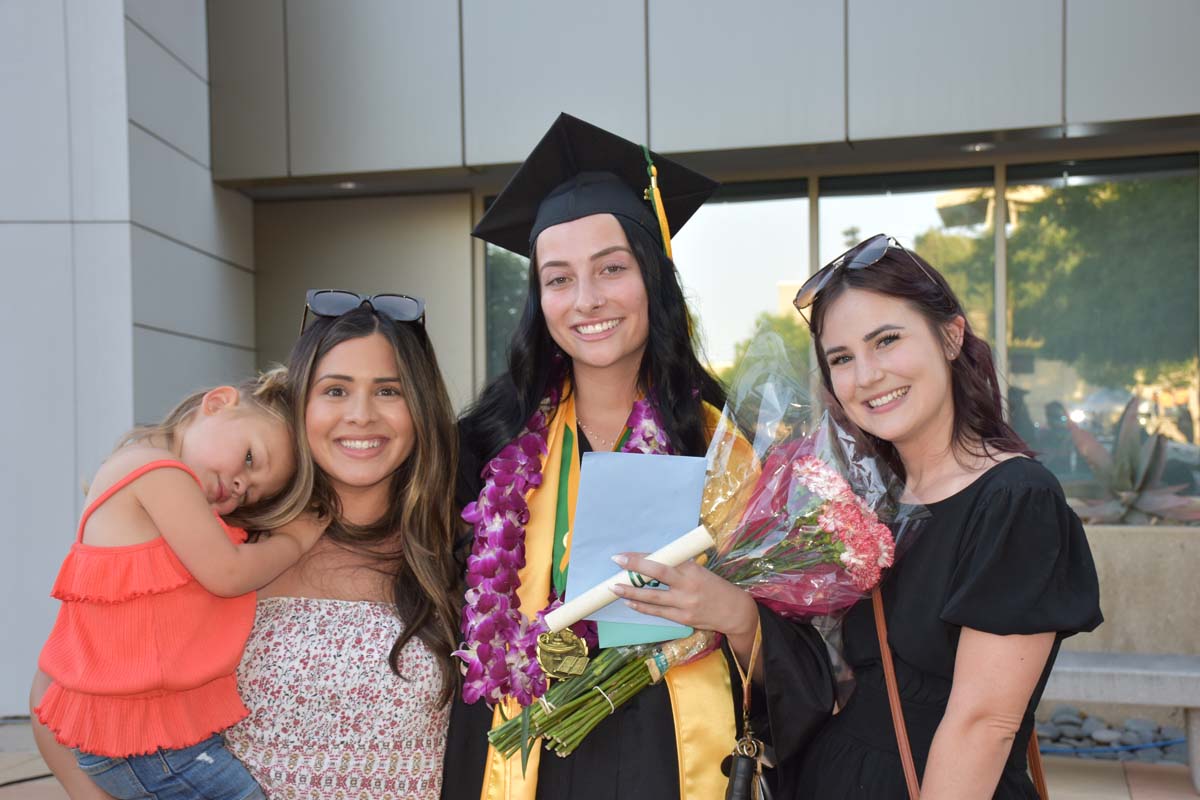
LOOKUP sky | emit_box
[672,189,949,366]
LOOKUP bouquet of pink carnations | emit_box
[488,332,920,762]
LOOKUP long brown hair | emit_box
[118,366,313,530]
[288,307,461,703]
[807,246,1033,480]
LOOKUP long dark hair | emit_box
[288,307,461,703]
[458,217,724,504]
[807,247,1032,480]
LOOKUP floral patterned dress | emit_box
[226,597,449,800]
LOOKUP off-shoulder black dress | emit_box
[797,458,1103,799]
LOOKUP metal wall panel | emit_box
[129,125,254,267]
[124,0,208,80]
[649,0,844,152]
[133,327,257,423]
[207,0,288,180]
[848,0,1061,141]
[132,226,255,348]
[462,0,646,166]
[1067,0,1200,124]
[286,0,463,175]
[0,1,70,220]
[126,19,210,166]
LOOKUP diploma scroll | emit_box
[544,524,716,633]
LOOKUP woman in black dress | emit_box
[793,234,1103,798]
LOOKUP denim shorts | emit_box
[74,734,265,800]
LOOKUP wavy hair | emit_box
[288,307,461,703]
[458,217,725,505]
[119,367,313,530]
[806,246,1032,480]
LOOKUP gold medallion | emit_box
[536,629,589,680]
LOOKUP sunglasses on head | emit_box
[299,289,426,334]
[792,233,940,320]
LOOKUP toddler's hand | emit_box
[274,511,329,553]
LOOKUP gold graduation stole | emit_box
[479,388,735,800]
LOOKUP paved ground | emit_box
[1,718,1195,798]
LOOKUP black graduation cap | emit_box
[472,113,719,258]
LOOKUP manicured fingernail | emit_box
[611,554,628,566]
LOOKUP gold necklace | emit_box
[576,418,615,450]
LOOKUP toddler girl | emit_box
[35,368,324,800]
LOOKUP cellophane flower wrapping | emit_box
[488,330,924,761]
[701,331,923,622]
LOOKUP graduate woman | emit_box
[441,114,835,800]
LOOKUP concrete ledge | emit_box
[1045,651,1200,707]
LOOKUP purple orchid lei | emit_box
[455,386,674,706]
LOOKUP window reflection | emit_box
[1007,156,1200,516]
[672,193,810,382]
[819,169,996,345]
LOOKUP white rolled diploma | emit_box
[542,524,716,634]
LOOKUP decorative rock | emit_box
[1093,751,1119,761]
[1134,747,1164,763]
[1060,738,1088,749]
[1053,710,1085,727]
[1163,743,1188,764]
[1081,717,1107,736]
[1057,724,1084,739]
[1124,718,1158,734]
[1160,725,1186,741]
[1035,721,1060,739]
[1117,750,1135,762]
[1091,728,1122,745]
[1119,730,1144,746]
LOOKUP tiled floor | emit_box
[1,720,1195,798]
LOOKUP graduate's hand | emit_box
[609,553,758,642]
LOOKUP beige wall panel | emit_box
[124,0,208,80]
[74,223,135,491]
[0,0,70,220]
[129,124,254,267]
[0,224,79,714]
[66,0,130,221]
[255,193,475,409]
[126,19,210,166]
[462,0,646,166]
[133,327,256,423]
[207,0,288,181]
[649,0,844,152]
[848,0,1061,141]
[1067,0,1200,124]
[132,226,255,348]
[286,0,462,175]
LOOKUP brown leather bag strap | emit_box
[872,586,921,800]
[871,588,1050,800]
[1027,734,1049,799]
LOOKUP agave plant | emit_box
[1065,398,1200,524]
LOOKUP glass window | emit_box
[819,169,996,344]
[672,183,810,382]
[1006,156,1200,520]
[484,243,530,380]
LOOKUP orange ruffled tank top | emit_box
[36,460,256,757]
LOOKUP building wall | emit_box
[0,0,254,715]
[0,0,132,715]
[125,2,256,423]
[254,194,476,411]
[209,0,1200,179]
